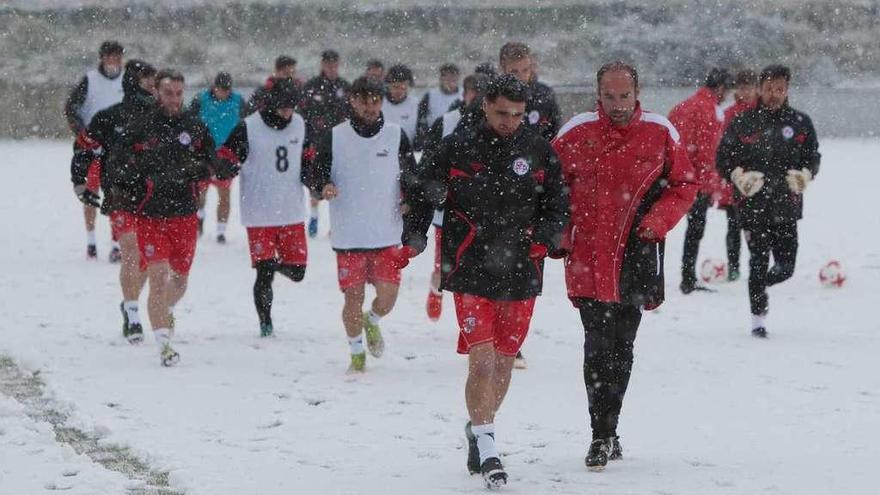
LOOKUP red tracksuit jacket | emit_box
[668,87,725,196]
[552,103,698,308]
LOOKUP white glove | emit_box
[730,167,765,198]
[785,168,812,194]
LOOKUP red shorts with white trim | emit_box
[136,215,198,275]
[454,293,536,356]
[247,223,308,267]
[86,160,101,193]
[110,210,138,241]
[336,247,402,291]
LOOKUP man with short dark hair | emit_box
[65,40,126,260]
[365,59,385,83]
[312,77,416,374]
[243,55,301,116]
[212,79,312,338]
[404,74,569,488]
[71,59,157,343]
[190,72,244,242]
[717,64,820,338]
[301,50,352,238]
[498,41,561,141]
[668,67,733,293]
[381,64,418,144]
[717,68,760,281]
[118,70,216,366]
[553,61,697,470]
[416,63,462,148]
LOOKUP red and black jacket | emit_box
[112,108,215,218]
[552,103,698,308]
[403,121,570,300]
[716,102,820,229]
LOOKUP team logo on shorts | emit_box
[144,244,155,257]
[512,158,530,176]
[528,110,540,125]
[781,126,794,140]
[462,316,477,334]
[254,242,263,254]
[339,268,350,280]
[178,132,192,146]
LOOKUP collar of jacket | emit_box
[597,101,644,136]
[97,63,121,80]
[351,113,384,138]
[477,120,523,147]
[695,86,719,105]
[755,100,792,119]
[123,87,155,111]
[259,109,292,130]
[386,94,409,105]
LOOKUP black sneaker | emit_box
[120,301,130,338]
[680,280,716,294]
[728,265,740,282]
[109,246,122,263]
[87,244,97,260]
[751,326,768,338]
[585,438,612,471]
[480,457,507,489]
[127,323,144,344]
[609,436,622,460]
[465,421,480,475]
[217,233,226,244]
[514,350,527,369]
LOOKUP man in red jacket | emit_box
[717,69,759,281]
[668,68,732,293]
[552,61,698,471]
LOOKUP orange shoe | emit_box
[426,291,442,321]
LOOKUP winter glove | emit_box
[528,244,549,260]
[785,168,812,194]
[389,245,419,270]
[212,157,239,181]
[730,167,765,198]
[636,226,661,243]
[73,183,101,207]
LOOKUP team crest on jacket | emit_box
[335,88,345,98]
[462,316,477,334]
[178,132,192,146]
[512,158,530,176]
[528,110,540,125]
[781,126,794,140]
[144,244,155,258]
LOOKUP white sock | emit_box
[217,222,227,235]
[86,230,96,245]
[154,328,171,349]
[349,334,365,355]
[752,313,766,330]
[367,310,382,326]
[197,208,206,220]
[123,300,141,325]
[472,423,498,463]
[169,305,175,316]
[310,205,319,219]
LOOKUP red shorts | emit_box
[433,227,443,273]
[110,210,138,241]
[247,224,308,267]
[336,247,402,291]
[86,160,101,193]
[454,293,536,356]
[136,215,198,275]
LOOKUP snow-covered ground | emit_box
[1,138,878,494]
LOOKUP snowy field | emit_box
[1,138,878,494]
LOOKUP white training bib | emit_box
[425,87,463,129]
[79,69,124,127]
[382,95,419,143]
[239,113,307,227]
[329,121,403,250]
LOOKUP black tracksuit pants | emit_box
[576,299,642,440]
[745,221,798,315]
[681,193,710,284]
[724,205,742,272]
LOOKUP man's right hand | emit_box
[73,184,101,207]
[322,183,339,200]
[731,167,765,198]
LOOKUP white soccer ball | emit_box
[819,260,846,288]
[700,258,728,284]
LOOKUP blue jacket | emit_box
[195,89,242,149]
